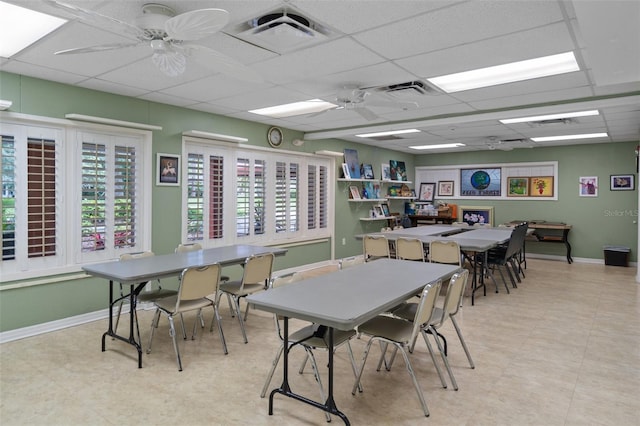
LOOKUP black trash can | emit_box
[603,245,630,267]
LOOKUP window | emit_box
[1,119,152,282]
[182,138,332,246]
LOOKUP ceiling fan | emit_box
[46,1,261,81]
[310,85,418,121]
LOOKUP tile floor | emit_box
[1,259,638,425]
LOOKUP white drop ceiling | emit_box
[1,0,639,153]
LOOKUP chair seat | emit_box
[290,324,357,348]
[358,315,414,344]
[219,280,264,296]
[392,303,442,325]
[137,288,177,303]
[155,295,213,314]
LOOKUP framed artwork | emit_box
[460,168,501,196]
[343,148,361,178]
[341,163,351,179]
[156,153,180,186]
[361,163,375,179]
[373,205,385,218]
[389,160,407,181]
[458,206,494,226]
[507,177,529,197]
[381,163,391,180]
[610,174,634,191]
[418,182,436,201]
[579,176,598,197]
[349,185,361,199]
[438,180,454,197]
[380,202,391,217]
[530,176,554,197]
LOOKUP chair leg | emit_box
[146,309,161,354]
[352,338,375,395]
[396,341,430,417]
[304,348,332,423]
[346,341,363,393]
[420,329,448,389]
[429,325,458,391]
[450,316,474,369]
[209,304,228,355]
[231,296,249,343]
[168,315,183,371]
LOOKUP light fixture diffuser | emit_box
[249,99,337,118]
[0,1,67,58]
[409,143,465,150]
[427,51,580,93]
[500,110,599,124]
[356,129,420,138]
[531,133,608,142]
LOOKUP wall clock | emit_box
[267,126,283,148]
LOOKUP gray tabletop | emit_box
[455,228,512,243]
[247,259,460,331]
[82,245,287,284]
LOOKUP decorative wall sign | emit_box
[460,168,501,196]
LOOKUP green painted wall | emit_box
[416,143,638,260]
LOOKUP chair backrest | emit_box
[438,269,470,323]
[363,235,390,262]
[175,243,203,253]
[177,264,221,307]
[340,255,365,269]
[241,252,275,289]
[396,237,425,261]
[429,240,461,266]
[120,251,155,261]
[409,280,442,343]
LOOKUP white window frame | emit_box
[181,137,334,247]
[1,114,152,282]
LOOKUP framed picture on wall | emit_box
[437,180,454,197]
[381,163,391,181]
[610,174,634,190]
[579,176,598,197]
[418,182,436,201]
[507,177,529,197]
[458,206,494,226]
[530,176,554,197]
[156,153,180,186]
[460,168,501,196]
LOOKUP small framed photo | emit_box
[610,174,634,191]
[361,163,375,179]
[349,185,361,199]
[374,205,385,218]
[381,163,391,181]
[157,153,180,186]
[341,163,351,179]
[380,202,390,217]
[507,177,529,197]
[530,176,554,197]
[579,176,598,197]
[437,180,454,197]
[418,182,436,201]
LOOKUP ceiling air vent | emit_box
[373,80,441,99]
[528,118,575,127]
[233,8,334,53]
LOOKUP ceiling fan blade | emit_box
[165,9,229,41]
[55,42,142,55]
[44,0,146,40]
[152,50,187,77]
[182,43,263,82]
[354,107,379,121]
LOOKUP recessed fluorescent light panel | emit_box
[427,51,580,93]
[500,110,599,124]
[531,133,608,142]
[409,143,465,150]
[356,129,421,138]
[249,99,337,118]
[0,1,67,58]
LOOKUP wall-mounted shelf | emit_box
[382,180,412,184]
[387,196,415,200]
[359,216,393,221]
[338,178,381,183]
[349,198,387,202]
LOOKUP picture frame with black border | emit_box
[418,182,436,201]
[610,174,634,191]
[157,153,180,186]
[361,163,375,179]
[341,163,351,179]
[374,205,385,218]
[437,180,454,197]
[380,202,390,217]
